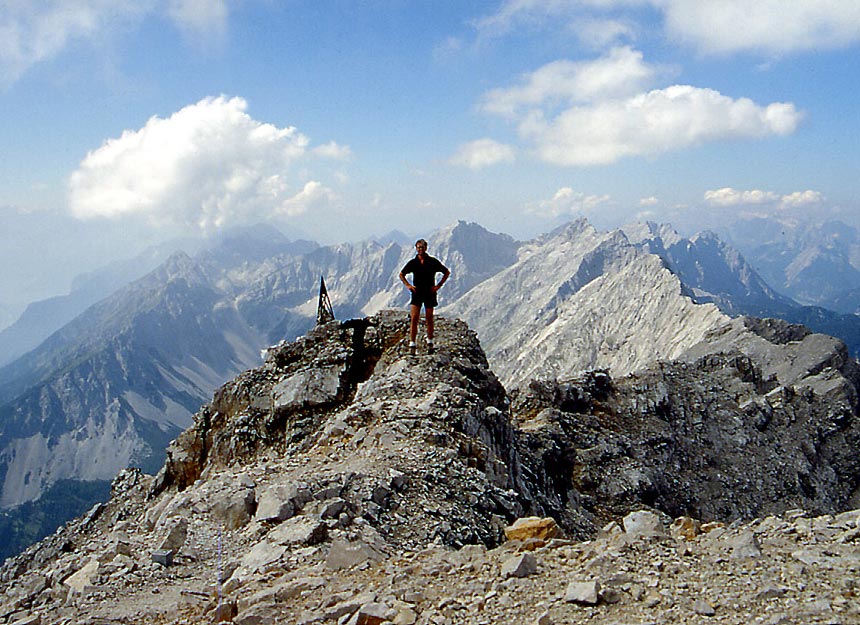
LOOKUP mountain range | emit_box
[2,217,860,563]
[723,216,860,314]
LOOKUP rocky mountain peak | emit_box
[150,310,546,550]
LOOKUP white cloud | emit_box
[450,138,515,169]
[167,0,228,39]
[571,17,636,49]
[478,45,801,166]
[780,189,824,207]
[473,0,575,40]
[0,1,233,84]
[529,187,611,217]
[474,0,860,56]
[481,46,662,117]
[704,188,780,207]
[0,1,144,83]
[659,0,860,55]
[639,196,659,206]
[277,181,336,217]
[704,187,824,209]
[69,95,340,232]
[313,141,352,160]
[519,85,801,166]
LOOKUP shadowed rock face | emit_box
[514,317,860,525]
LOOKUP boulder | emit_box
[623,511,666,538]
[268,516,328,546]
[565,580,601,605]
[272,364,346,413]
[501,552,537,578]
[504,517,559,542]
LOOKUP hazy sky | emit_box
[2,0,860,318]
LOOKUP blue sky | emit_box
[1,0,860,320]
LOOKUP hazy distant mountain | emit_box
[0,253,266,508]
[724,217,860,313]
[0,245,180,368]
[622,222,797,316]
[0,220,518,512]
[0,305,15,334]
[0,225,314,370]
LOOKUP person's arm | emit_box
[433,265,450,292]
[399,271,416,292]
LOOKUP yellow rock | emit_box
[504,517,560,542]
[670,516,702,541]
[700,521,726,534]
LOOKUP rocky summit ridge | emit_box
[2,310,860,624]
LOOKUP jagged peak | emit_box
[539,217,595,243]
[621,220,683,248]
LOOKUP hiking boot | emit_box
[427,344,435,354]
[409,344,416,356]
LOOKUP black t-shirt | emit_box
[401,255,449,292]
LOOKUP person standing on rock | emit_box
[399,239,450,355]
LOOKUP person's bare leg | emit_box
[426,307,435,352]
[409,304,420,344]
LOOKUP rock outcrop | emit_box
[1,311,859,624]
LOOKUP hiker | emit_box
[399,239,450,354]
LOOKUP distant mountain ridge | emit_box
[630,221,860,357]
[724,216,860,314]
[446,220,729,387]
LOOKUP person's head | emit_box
[415,239,428,256]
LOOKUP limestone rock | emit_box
[212,488,256,530]
[500,553,537,578]
[268,516,328,546]
[158,517,188,553]
[62,560,100,594]
[670,516,701,541]
[728,531,763,559]
[564,580,600,605]
[272,364,346,413]
[504,517,559,543]
[325,539,384,571]
[623,510,666,538]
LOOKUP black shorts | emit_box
[410,290,437,308]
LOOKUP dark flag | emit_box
[316,276,335,325]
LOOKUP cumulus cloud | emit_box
[528,187,611,217]
[781,189,824,207]
[473,0,860,56]
[639,196,659,207]
[704,187,824,209]
[450,138,516,169]
[478,44,802,166]
[481,46,662,117]
[0,1,232,84]
[69,96,343,232]
[520,84,801,166]
[660,0,860,56]
[704,188,780,207]
[313,141,352,160]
